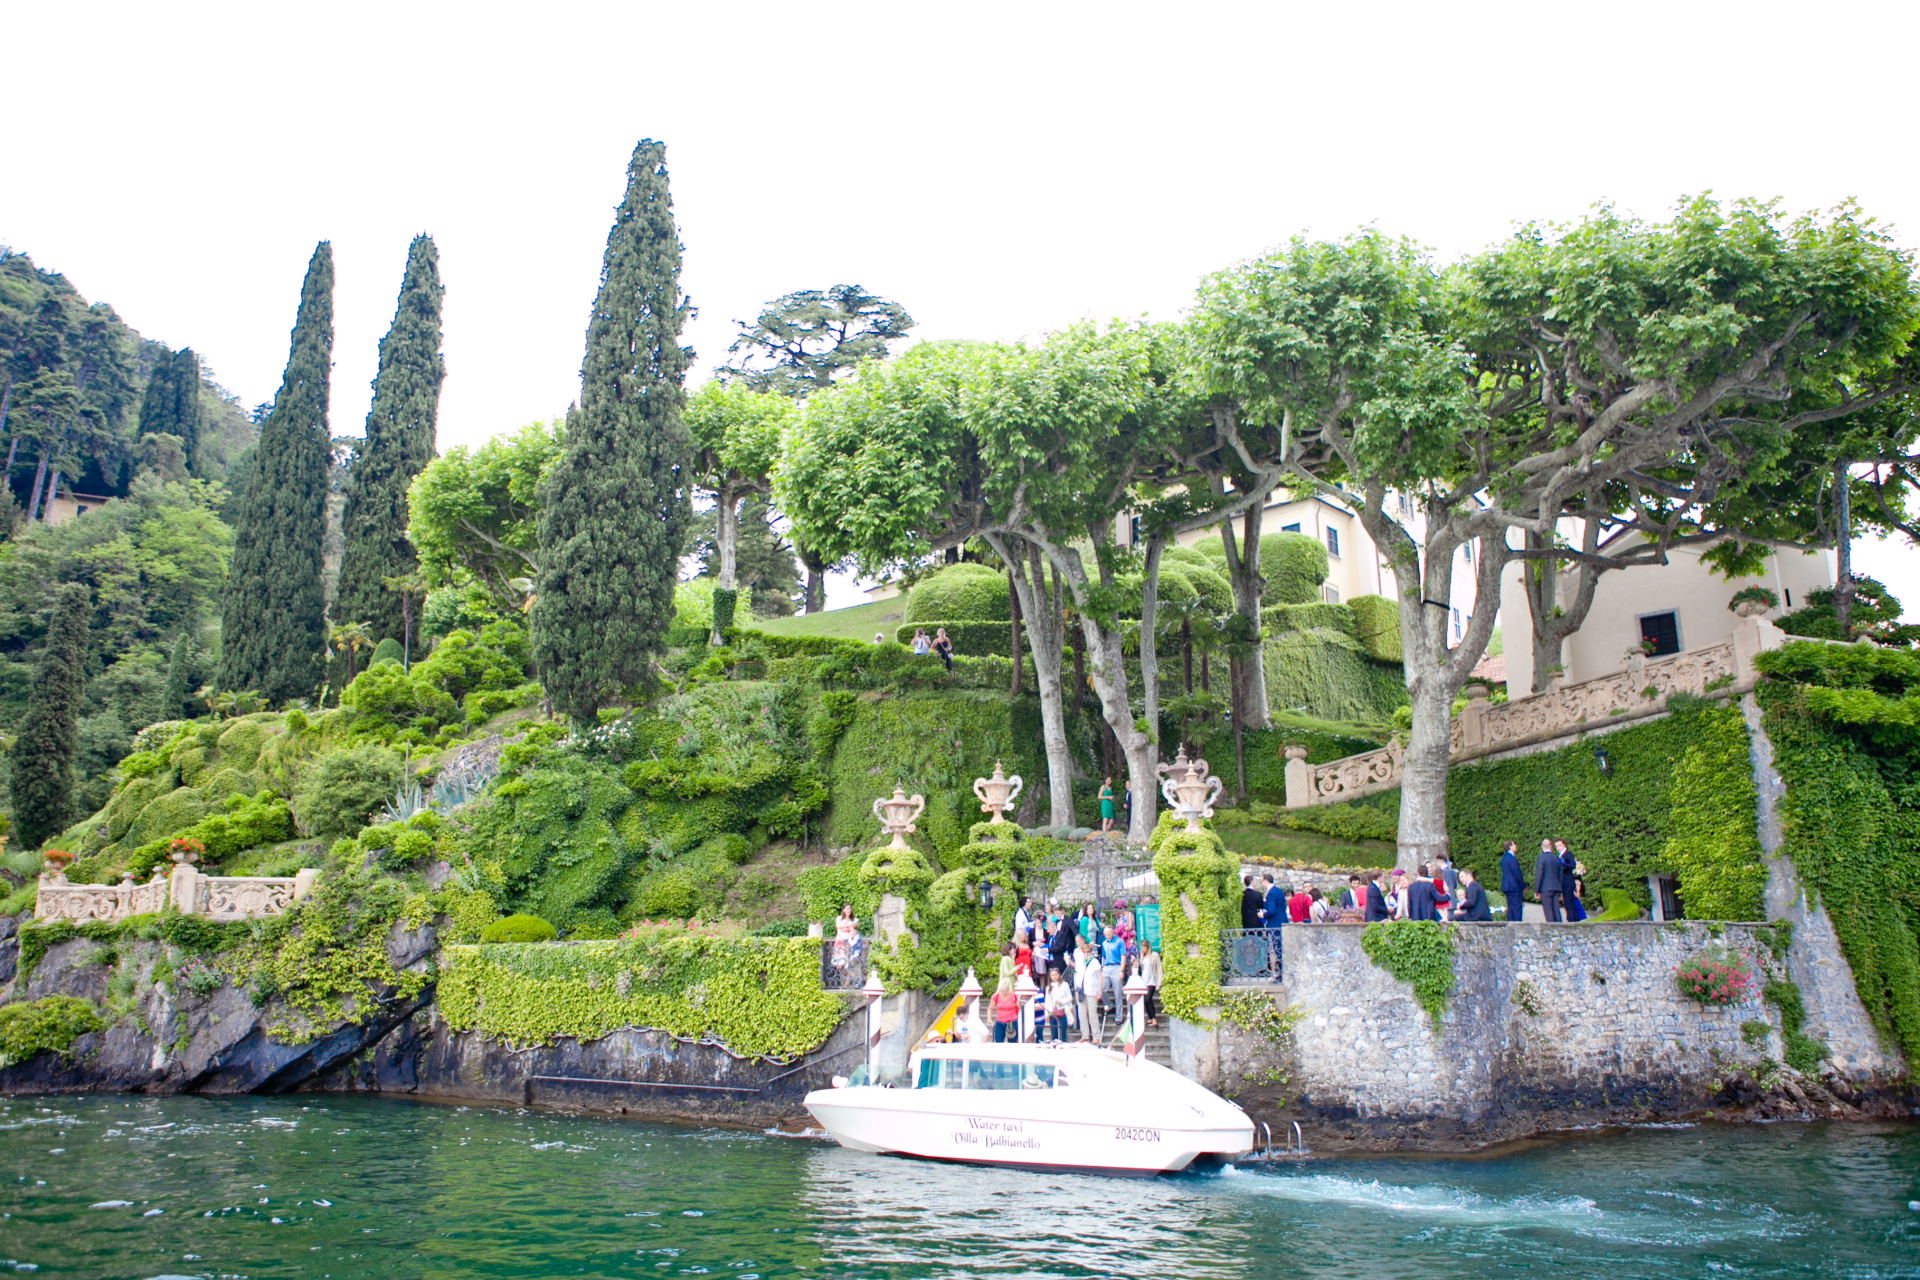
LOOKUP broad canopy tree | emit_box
[684,380,795,639]
[407,419,562,614]
[1194,198,1920,868]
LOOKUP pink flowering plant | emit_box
[1675,947,1757,1006]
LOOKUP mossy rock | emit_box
[168,744,215,787]
[195,767,257,805]
[126,786,210,848]
[104,774,169,843]
[216,718,278,770]
[479,914,557,943]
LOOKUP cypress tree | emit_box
[219,243,333,704]
[336,235,444,646]
[9,583,90,849]
[159,631,191,724]
[136,348,202,474]
[532,140,693,725]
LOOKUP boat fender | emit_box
[831,1076,849,1089]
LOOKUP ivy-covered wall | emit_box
[1261,629,1406,725]
[1753,643,1920,1066]
[1441,703,1756,911]
[436,935,847,1060]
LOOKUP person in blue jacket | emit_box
[1499,840,1526,924]
[1364,870,1391,922]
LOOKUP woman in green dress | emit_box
[1098,776,1116,833]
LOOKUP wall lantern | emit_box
[978,880,996,912]
[1594,743,1612,777]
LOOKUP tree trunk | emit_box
[1218,502,1272,729]
[1081,615,1157,845]
[44,471,62,520]
[25,449,50,522]
[0,372,14,473]
[1230,651,1247,801]
[1007,568,1023,696]
[986,533,1075,829]
[1137,537,1166,786]
[1397,680,1454,870]
[712,488,739,646]
[1069,612,1086,717]
[1834,460,1854,636]
[1523,518,1602,694]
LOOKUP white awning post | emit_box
[958,967,984,1043]
[1014,970,1037,1043]
[1124,971,1150,1058]
[862,968,886,1078]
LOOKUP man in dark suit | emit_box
[1405,871,1440,921]
[1261,874,1286,932]
[1241,875,1264,931]
[1499,841,1525,925]
[1455,869,1492,921]
[1364,871,1390,922]
[1534,838,1565,922]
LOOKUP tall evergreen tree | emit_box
[135,346,201,469]
[158,631,191,725]
[219,243,334,703]
[532,140,692,725]
[336,235,445,647]
[9,583,90,848]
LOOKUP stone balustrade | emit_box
[34,863,318,925]
[1284,615,1786,808]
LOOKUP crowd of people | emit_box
[1238,838,1591,928]
[950,896,1163,1047]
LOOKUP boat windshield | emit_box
[916,1058,1056,1090]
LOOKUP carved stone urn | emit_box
[971,761,1024,823]
[1158,751,1224,832]
[1734,599,1771,619]
[871,786,927,850]
[1282,743,1310,763]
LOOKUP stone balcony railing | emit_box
[1284,614,1788,808]
[34,862,319,925]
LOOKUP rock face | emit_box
[0,917,434,1097]
[1198,921,1917,1152]
[312,1003,866,1127]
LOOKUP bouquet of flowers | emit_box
[1675,947,1757,1006]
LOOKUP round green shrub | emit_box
[216,719,274,770]
[1161,544,1216,573]
[479,913,558,943]
[904,563,1009,623]
[1198,531,1329,604]
[370,637,406,668]
[295,744,404,841]
[1184,565,1234,613]
[126,787,209,848]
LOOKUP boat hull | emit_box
[805,1091,1253,1176]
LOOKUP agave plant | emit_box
[380,780,431,825]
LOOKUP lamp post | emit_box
[862,967,886,1082]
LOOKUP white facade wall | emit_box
[1499,538,1831,695]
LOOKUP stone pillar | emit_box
[1456,683,1491,752]
[169,863,201,915]
[1283,745,1311,809]
[293,869,319,901]
[1732,613,1785,682]
[874,892,914,949]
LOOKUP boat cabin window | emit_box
[916,1057,966,1089]
[965,1060,1055,1090]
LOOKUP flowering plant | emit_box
[1675,947,1757,1006]
[42,848,73,871]
[1727,585,1780,613]
[167,836,205,865]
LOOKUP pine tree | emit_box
[134,347,201,474]
[9,583,90,848]
[219,243,334,704]
[532,140,693,725]
[336,235,444,647]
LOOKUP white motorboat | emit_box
[803,1041,1255,1176]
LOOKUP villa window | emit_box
[1639,611,1681,657]
[1325,527,1340,557]
[1282,523,1301,534]
[1323,584,1341,604]
[1451,607,1461,639]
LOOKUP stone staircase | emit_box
[1089,1013,1173,1068]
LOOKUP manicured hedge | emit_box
[904,563,1009,623]
[894,621,1015,657]
[1263,629,1407,723]
[1348,594,1402,663]
[1264,602,1355,635]
[1201,531,1328,604]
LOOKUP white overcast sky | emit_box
[5,0,1916,610]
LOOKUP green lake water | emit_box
[3,1094,1918,1278]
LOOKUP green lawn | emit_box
[1216,821,1398,870]
[745,597,906,643]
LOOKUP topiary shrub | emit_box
[296,744,405,841]
[479,913,557,943]
[904,562,1009,623]
[0,995,105,1067]
[1347,595,1402,663]
[340,663,458,736]
[125,786,210,849]
[893,621,1014,657]
[1263,602,1356,635]
[1150,811,1238,1022]
[1201,531,1328,604]
[370,637,406,668]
